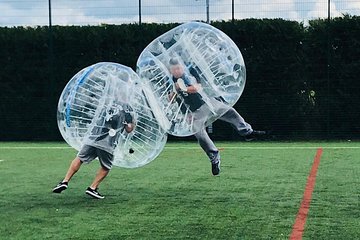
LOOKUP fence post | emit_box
[48,0,55,139]
[139,0,142,25]
[326,0,331,137]
[206,0,209,23]
[48,0,53,84]
[48,0,54,88]
[48,0,53,77]
[232,0,234,23]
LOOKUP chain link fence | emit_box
[1,1,360,140]
[1,0,360,26]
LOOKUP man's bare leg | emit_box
[85,166,110,199]
[89,166,110,190]
[63,157,83,182]
[53,157,82,193]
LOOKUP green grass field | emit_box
[0,141,359,239]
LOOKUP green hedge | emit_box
[0,16,359,140]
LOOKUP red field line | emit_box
[290,148,323,240]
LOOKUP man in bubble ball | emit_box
[168,58,265,176]
[52,103,135,199]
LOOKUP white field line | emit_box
[167,146,360,149]
[0,146,72,149]
[0,160,4,162]
[0,146,359,150]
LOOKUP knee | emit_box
[71,158,82,171]
[194,128,206,138]
[102,166,110,172]
[100,164,111,172]
[226,108,237,117]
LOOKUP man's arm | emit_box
[177,78,201,93]
[185,84,201,93]
[168,91,177,103]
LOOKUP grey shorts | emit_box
[77,145,113,170]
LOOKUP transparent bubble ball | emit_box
[57,62,167,168]
[137,22,246,136]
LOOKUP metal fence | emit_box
[1,0,360,27]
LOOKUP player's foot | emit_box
[211,159,221,176]
[85,187,105,199]
[209,151,221,176]
[244,130,266,141]
[52,181,68,193]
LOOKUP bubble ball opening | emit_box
[137,22,246,136]
[57,62,167,168]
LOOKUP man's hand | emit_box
[194,83,202,91]
[186,83,202,93]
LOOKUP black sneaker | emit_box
[244,130,266,142]
[85,187,105,199]
[211,160,221,176]
[209,151,221,176]
[52,181,68,193]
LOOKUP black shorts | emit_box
[77,145,113,170]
